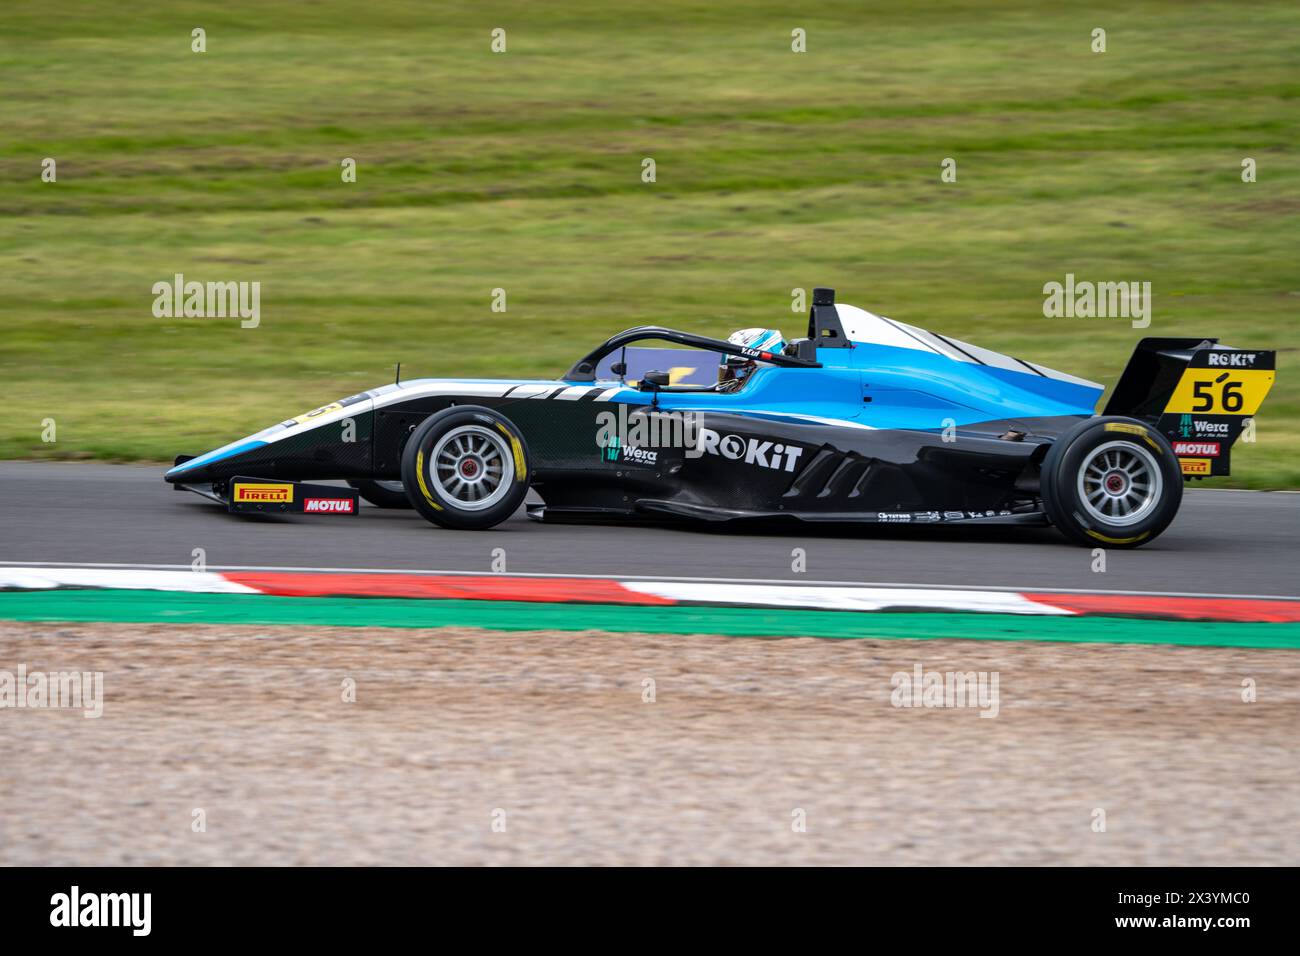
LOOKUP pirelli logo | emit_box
[233,482,294,503]
[1103,421,1160,451]
[1179,458,1212,476]
[1104,422,1147,437]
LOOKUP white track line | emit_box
[0,559,1295,602]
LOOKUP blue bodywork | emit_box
[591,343,1101,431]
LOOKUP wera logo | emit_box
[599,436,659,466]
[621,445,658,465]
[50,886,151,936]
[696,428,804,471]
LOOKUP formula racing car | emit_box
[165,288,1276,547]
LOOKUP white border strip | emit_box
[623,582,1072,615]
[0,560,1294,602]
[0,568,258,594]
[0,566,1073,615]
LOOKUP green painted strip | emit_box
[2,589,1298,649]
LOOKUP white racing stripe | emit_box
[0,567,260,594]
[507,383,559,399]
[622,582,1074,615]
[731,410,876,430]
[891,321,977,363]
[1021,361,1103,389]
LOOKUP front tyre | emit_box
[400,406,531,530]
[1041,416,1183,549]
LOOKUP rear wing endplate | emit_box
[1103,338,1276,477]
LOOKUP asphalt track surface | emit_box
[2,462,1296,597]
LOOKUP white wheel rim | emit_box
[1076,440,1162,527]
[428,425,514,511]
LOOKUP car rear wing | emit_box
[1103,337,1276,477]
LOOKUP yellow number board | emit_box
[1165,369,1274,416]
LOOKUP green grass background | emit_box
[1,1,1296,485]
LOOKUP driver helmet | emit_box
[718,328,785,387]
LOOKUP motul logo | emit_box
[1173,441,1220,457]
[304,497,354,513]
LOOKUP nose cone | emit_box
[164,438,268,484]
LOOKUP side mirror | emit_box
[611,361,627,377]
[639,370,670,391]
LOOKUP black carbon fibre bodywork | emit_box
[516,408,1081,525]
[169,382,1086,526]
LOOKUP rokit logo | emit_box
[1207,352,1257,367]
[696,428,804,471]
[304,497,354,513]
[1173,441,1220,457]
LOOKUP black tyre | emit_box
[1041,416,1183,548]
[400,406,531,530]
[348,480,412,509]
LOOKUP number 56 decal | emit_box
[1166,369,1274,416]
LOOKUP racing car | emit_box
[165,288,1276,547]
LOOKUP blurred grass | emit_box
[0,0,1296,486]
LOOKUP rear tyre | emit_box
[1041,416,1183,549]
[348,480,411,509]
[400,406,531,530]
